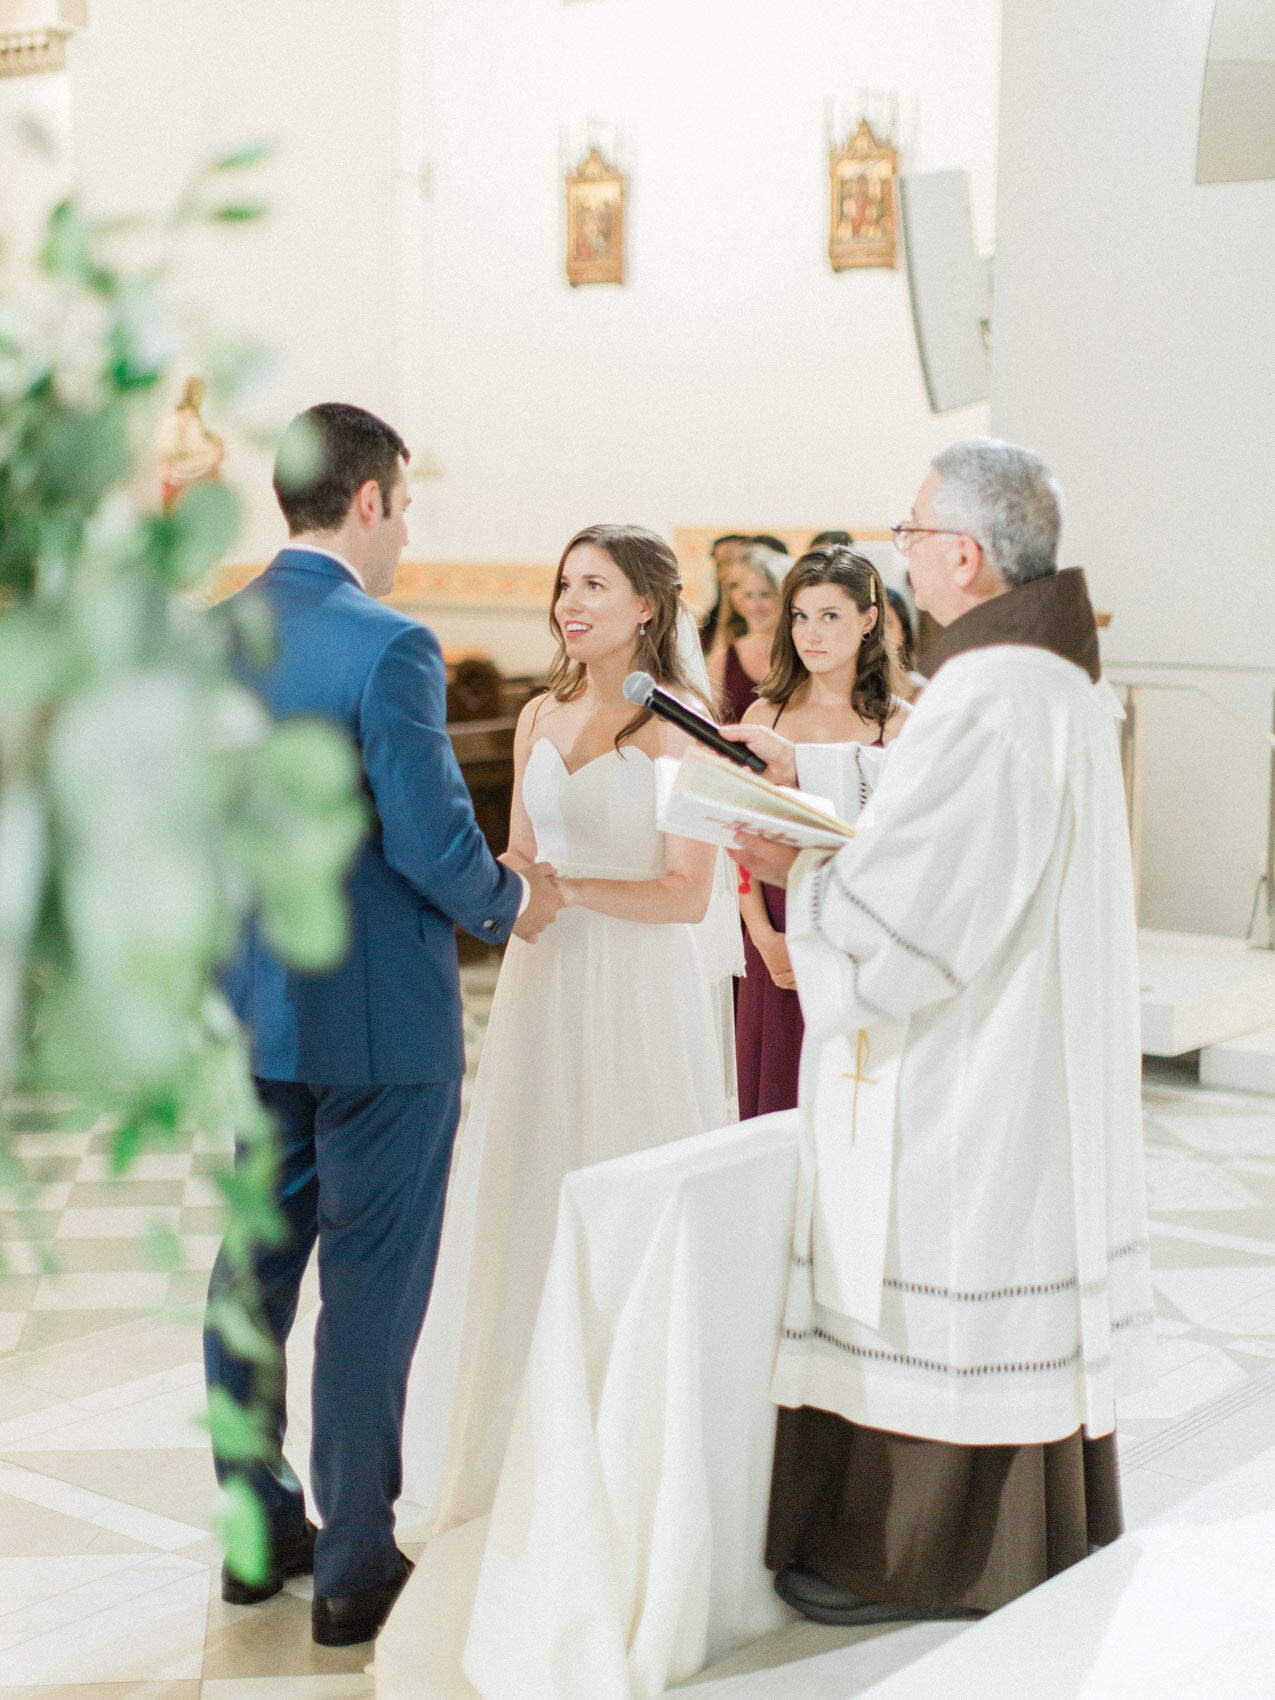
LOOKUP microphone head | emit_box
[623,671,656,708]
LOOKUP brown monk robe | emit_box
[767,1412,1121,1615]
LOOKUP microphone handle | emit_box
[644,687,769,775]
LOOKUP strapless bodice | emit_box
[523,739,665,880]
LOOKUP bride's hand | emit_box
[499,849,534,873]
[554,879,581,909]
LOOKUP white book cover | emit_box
[654,748,854,851]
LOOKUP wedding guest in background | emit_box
[734,547,906,1118]
[701,533,753,657]
[709,544,786,722]
[885,585,923,702]
[753,533,791,556]
[809,529,854,549]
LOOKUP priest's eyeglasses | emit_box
[890,521,977,553]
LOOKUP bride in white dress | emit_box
[400,524,740,1533]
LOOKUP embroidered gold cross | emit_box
[840,1028,877,1144]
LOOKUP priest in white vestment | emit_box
[724,439,1154,1625]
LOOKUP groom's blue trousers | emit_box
[203,1077,462,1597]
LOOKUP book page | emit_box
[654,751,855,852]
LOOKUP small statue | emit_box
[156,377,225,511]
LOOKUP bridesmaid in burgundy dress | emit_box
[735,547,908,1118]
[708,544,787,723]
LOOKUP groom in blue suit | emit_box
[205,403,560,1644]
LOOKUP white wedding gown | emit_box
[399,736,735,1533]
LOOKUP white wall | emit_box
[993,1,1275,936]
[52,0,1001,666]
[412,0,1002,561]
[67,0,403,564]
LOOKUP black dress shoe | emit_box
[312,1552,414,1647]
[222,1519,319,1606]
[774,1565,985,1627]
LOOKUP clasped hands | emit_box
[505,853,566,943]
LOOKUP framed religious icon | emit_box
[565,147,625,286]
[828,119,897,271]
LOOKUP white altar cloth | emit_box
[377,1111,800,1700]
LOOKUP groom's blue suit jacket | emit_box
[221,548,523,1084]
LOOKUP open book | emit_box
[654,748,855,852]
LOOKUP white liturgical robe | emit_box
[776,643,1155,1447]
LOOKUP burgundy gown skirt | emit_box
[736,879,803,1118]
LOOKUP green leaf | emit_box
[272,415,324,493]
[215,1474,270,1585]
[148,479,241,586]
[212,205,267,224]
[203,1387,273,1462]
[141,1218,182,1270]
[205,1297,280,1367]
[211,140,273,173]
[259,720,361,810]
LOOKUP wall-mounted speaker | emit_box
[1197,0,1275,183]
[897,169,993,415]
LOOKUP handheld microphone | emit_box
[622,672,769,775]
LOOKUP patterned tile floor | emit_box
[0,994,1273,1699]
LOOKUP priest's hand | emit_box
[729,831,800,889]
[718,724,798,788]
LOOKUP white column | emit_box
[0,1,84,295]
[390,0,434,462]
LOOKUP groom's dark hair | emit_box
[273,402,410,534]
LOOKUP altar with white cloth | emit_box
[376,1111,802,1700]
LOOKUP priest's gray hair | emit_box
[929,438,1063,587]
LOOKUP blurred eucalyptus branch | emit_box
[0,155,366,1580]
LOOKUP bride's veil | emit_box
[675,604,745,1120]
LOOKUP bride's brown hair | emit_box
[546,523,711,750]
[760,546,894,731]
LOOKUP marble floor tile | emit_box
[68,1182,187,1209]
[0,1553,209,1684]
[0,1457,208,1550]
[1151,1265,1275,1326]
[678,1622,967,1698]
[75,1155,194,1183]
[0,1244,53,1278]
[0,1684,198,1700]
[1118,1466,1204,1530]
[56,1207,184,1240]
[0,1376,61,1422]
[0,1552,151,1622]
[1140,1389,1275,1486]
[0,1379,207,1452]
[1143,1153,1264,1211]
[0,1485,157,1555]
[10,1131,95,1159]
[7,1317,205,1401]
[32,1272,169,1311]
[44,1238,176,1275]
[19,1311,153,1353]
[0,1314,25,1353]
[1115,1343,1246,1421]
[180,1173,224,1206]
[21,1181,75,1208]
[203,1677,374,1700]
[203,1587,371,1680]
